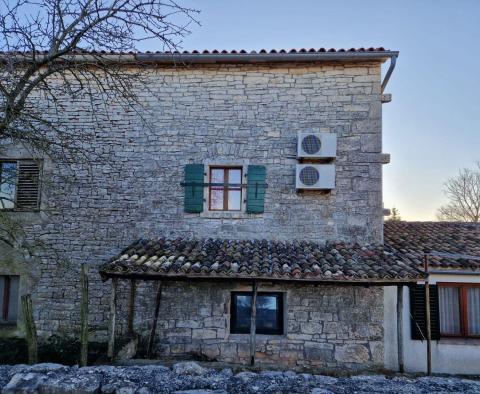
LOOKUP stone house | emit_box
[0,47,426,371]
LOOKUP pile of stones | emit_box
[1,361,479,393]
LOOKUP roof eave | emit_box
[2,51,397,65]
[134,51,398,64]
[99,270,423,285]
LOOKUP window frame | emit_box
[0,275,19,326]
[230,291,284,335]
[208,166,243,212]
[438,282,480,339]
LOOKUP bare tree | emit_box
[0,0,198,251]
[437,162,480,223]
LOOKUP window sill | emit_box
[438,338,480,346]
[228,333,286,340]
[197,211,263,219]
[0,208,40,213]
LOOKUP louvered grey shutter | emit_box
[410,284,440,340]
[16,160,41,210]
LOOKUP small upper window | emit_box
[209,167,242,211]
[230,292,284,335]
[0,275,20,325]
[0,161,17,209]
[0,159,40,210]
[439,283,480,337]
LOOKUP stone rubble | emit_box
[1,362,479,393]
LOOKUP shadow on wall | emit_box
[0,335,107,365]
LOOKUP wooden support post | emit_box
[127,279,136,336]
[249,281,258,366]
[147,281,162,359]
[21,294,38,364]
[424,254,432,376]
[425,282,432,375]
[396,285,404,373]
[107,278,118,361]
[80,264,89,367]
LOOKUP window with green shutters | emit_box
[246,165,266,214]
[183,164,266,214]
[184,164,204,213]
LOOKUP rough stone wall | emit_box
[0,61,385,346]
[115,281,384,372]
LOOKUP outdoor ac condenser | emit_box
[297,133,337,159]
[295,164,335,190]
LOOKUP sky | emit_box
[146,0,480,221]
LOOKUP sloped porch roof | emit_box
[99,238,424,284]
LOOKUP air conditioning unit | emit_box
[297,133,336,158]
[296,164,335,190]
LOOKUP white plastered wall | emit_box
[384,273,480,375]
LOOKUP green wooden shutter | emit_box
[184,164,204,213]
[246,165,266,214]
[410,284,440,340]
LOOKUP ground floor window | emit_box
[0,275,19,325]
[439,283,480,337]
[230,292,284,335]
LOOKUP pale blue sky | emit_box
[151,0,480,220]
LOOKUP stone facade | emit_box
[115,281,384,371]
[0,60,387,370]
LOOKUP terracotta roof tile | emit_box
[384,222,480,270]
[0,47,390,56]
[100,238,423,282]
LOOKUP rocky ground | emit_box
[1,362,479,393]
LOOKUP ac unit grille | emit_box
[301,134,321,155]
[299,166,319,186]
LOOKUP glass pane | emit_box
[233,294,282,334]
[7,277,19,322]
[235,295,251,331]
[228,190,241,211]
[210,189,224,210]
[0,162,17,209]
[257,295,279,331]
[468,288,480,335]
[228,169,242,184]
[439,287,461,335]
[211,169,224,183]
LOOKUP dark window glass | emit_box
[209,167,242,211]
[230,292,284,335]
[0,276,20,324]
[0,162,17,209]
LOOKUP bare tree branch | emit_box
[0,0,199,256]
[437,162,480,223]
